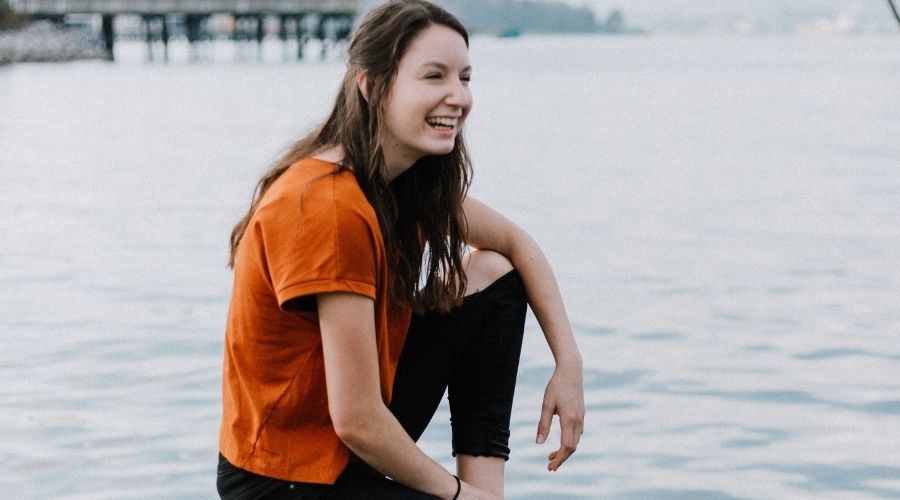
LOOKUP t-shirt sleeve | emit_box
[253,175,379,308]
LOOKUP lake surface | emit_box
[1,34,899,499]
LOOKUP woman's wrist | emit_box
[439,472,461,500]
[551,344,583,372]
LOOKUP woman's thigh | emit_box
[216,454,435,499]
[327,462,438,499]
[389,304,463,441]
[217,453,329,499]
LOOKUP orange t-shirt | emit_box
[219,157,411,484]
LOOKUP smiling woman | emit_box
[376,23,472,175]
[217,1,584,499]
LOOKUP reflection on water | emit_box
[1,35,899,498]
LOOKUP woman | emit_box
[217,1,584,498]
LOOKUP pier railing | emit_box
[10,0,359,15]
[9,0,360,61]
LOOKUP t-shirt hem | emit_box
[277,279,376,308]
[220,446,347,485]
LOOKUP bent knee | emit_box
[464,250,514,296]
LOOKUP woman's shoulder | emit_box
[260,157,370,220]
[268,157,347,198]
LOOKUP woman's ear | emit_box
[356,70,369,102]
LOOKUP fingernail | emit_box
[536,434,545,444]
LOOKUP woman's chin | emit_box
[425,141,457,157]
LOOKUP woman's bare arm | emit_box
[316,291,497,499]
[463,196,585,471]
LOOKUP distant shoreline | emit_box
[0,22,107,65]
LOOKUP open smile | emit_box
[425,116,459,131]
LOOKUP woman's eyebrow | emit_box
[421,61,472,72]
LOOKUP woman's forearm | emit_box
[506,228,585,469]
[335,404,459,498]
[462,197,581,368]
[318,291,493,499]
[338,404,499,499]
[508,228,582,368]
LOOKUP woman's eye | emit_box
[461,75,471,84]
[426,73,442,79]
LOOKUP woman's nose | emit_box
[444,79,471,108]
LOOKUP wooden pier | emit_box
[9,0,360,60]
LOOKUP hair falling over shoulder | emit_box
[229,0,471,313]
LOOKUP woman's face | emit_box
[379,23,472,174]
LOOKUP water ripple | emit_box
[572,322,617,336]
[794,348,900,361]
[615,489,747,500]
[584,369,651,390]
[587,401,641,412]
[721,428,792,449]
[740,462,900,498]
[647,387,900,415]
[630,331,684,341]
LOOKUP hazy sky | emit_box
[354,0,898,33]
[566,0,897,32]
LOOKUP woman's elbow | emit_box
[515,225,537,245]
[331,404,379,449]
[507,225,539,261]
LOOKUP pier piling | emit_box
[160,15,169,61]
[9,0,360,62]
[101,14,113,59]
[296,15,308,59]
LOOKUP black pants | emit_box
[217,271,527,499]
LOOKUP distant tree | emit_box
[1,0,27,31]
[604,10,624,33]
[442,0,601,34]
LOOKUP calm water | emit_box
[1,34,899,499]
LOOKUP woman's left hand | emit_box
[536,361,585,471]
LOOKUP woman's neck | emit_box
[381,143,420,183]
[312,145,418,184]
[311,146,345,165]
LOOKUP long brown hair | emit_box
[229,0,471,313]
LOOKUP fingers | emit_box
[536,373,587,472]
[574,416,584,449]
[535,399,554,444]
[547,415,581,472]
[547,446,574,471]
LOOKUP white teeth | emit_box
[426,117,458,128]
